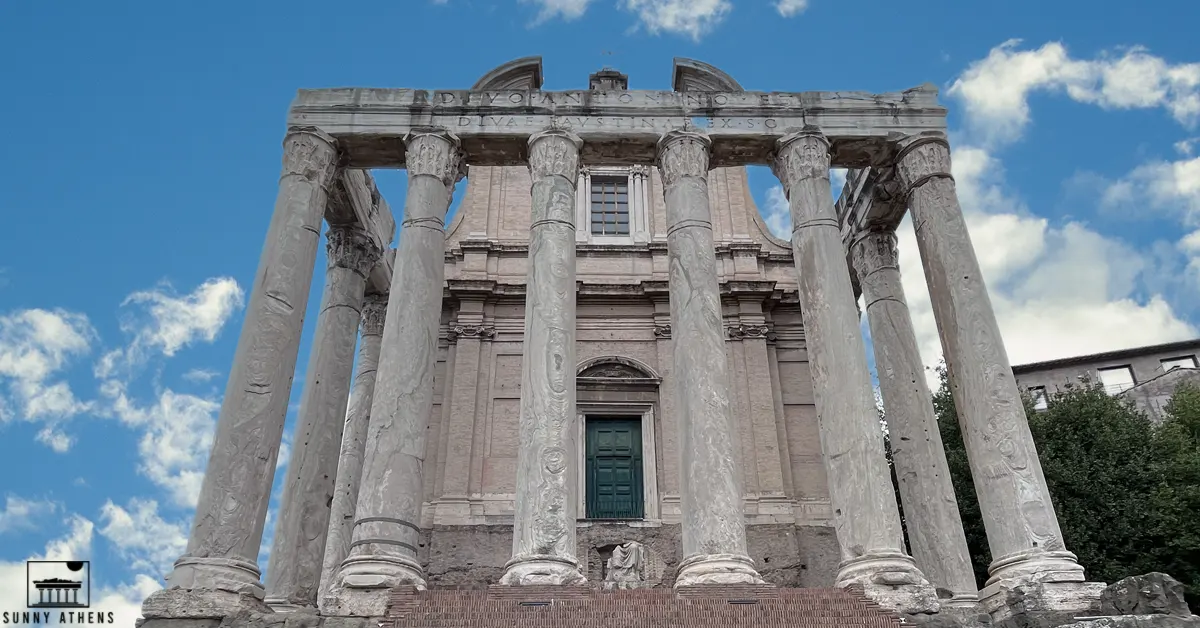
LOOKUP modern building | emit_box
[1013,338,1200,421]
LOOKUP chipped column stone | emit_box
[144,127,338,619]
[266,226,381,611]
[323,128,463,617]
[316,293,387,612]
[895,132,1098,620]
[851,229,978,610]
[499,127,587,586]
[658,129,763,587]
[772,127,937,614]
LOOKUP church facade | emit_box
[421,138,839,587]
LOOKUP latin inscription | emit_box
[450,115,787,133]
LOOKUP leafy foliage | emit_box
[931,370,1200,611]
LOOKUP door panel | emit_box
[585,418,643,519]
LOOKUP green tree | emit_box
[933,371,1200,611]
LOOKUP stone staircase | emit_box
[383,584,904,628]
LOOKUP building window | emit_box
[1097,366,1137,395]
[584,417,644,520]
[589,175,630,236]
[1029,386,1048,411]
[575,166,651,245]
[1161,355,1198,371]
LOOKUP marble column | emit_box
[895,134,1095,613]
[144,127,338,618]
[771,127,936,614]
[851,229,978,609]
[658,129,763,587]
[324,129,462,617]
[266,226,381,611]
[316,293,388,613]
[499,127,586,586]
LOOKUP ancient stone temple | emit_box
[140,58,1165,628]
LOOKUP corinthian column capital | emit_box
[656,129,711,186]
[282,127,339,182]
[404,128,464,189]
[895,133,953,193]
[326,227,383,278]
[771,126,830,196]
[360,294,388,337]
[527,128,583,183]
[850,229,900,279]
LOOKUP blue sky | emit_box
[2,0,1199,623]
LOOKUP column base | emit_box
[498,554,586,586]
[321,554,427,617]
[144,556,269,618]
[141,588,272,620]
[836,551,941,615]
[938,592,983,611]
[986,548,1088,588]
[980,578,1105,628]
[674,553,764,587]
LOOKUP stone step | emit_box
[383,585,903,628]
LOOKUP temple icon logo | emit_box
[26,560,89,608]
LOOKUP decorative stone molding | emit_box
[446,324,496,343]
[528,127,583,183]
[360,294,388,336]
[656,130,711,186]
[850,229,900,278]
[629,164,651,176]
[895,134,953,194]
[403,128,463,189]
[653,324,672,339]
[726,324,774,341]
[771,126,831,196]
[326,226,382,278]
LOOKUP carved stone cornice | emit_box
[895,133,953,194]
[360,294,388,336]
[446,325,496,343]
[527,128,583,182]
[653,324,672,339]
[404,128,464,189]
[726,324,774,341]
[850,229,900,278]
[326,226,382,278]
[771,126,831,195]
[656,130,711,186]
[282,126,338,182]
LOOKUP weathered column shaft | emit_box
[851,229,978,608]
[266,226,381,610]
[500,128,585,586]
[316,294,387,612]
[896,135,1087,594]
[658,129,763,587]
[148,127,337,616]
[772,127,936,614]
[325,129,462,617]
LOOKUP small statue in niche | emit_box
[602,541,647,589]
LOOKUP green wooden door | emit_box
[585,418,644,519]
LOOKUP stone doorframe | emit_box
[575,403,661,525]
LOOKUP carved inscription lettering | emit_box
[453,116,782,132]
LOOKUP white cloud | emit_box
[1099,154,1200,226]
[0,495,57,534]
[98,499,188,575]
[774,0,807,17]
[181,368,219,383]
[104,386,218,508]
[99,278,243,379]
[620,0,731,40]
[522,0,593,22]
[0,309,94,446]
[893,144,1197,386]
[949,40,1200,146]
